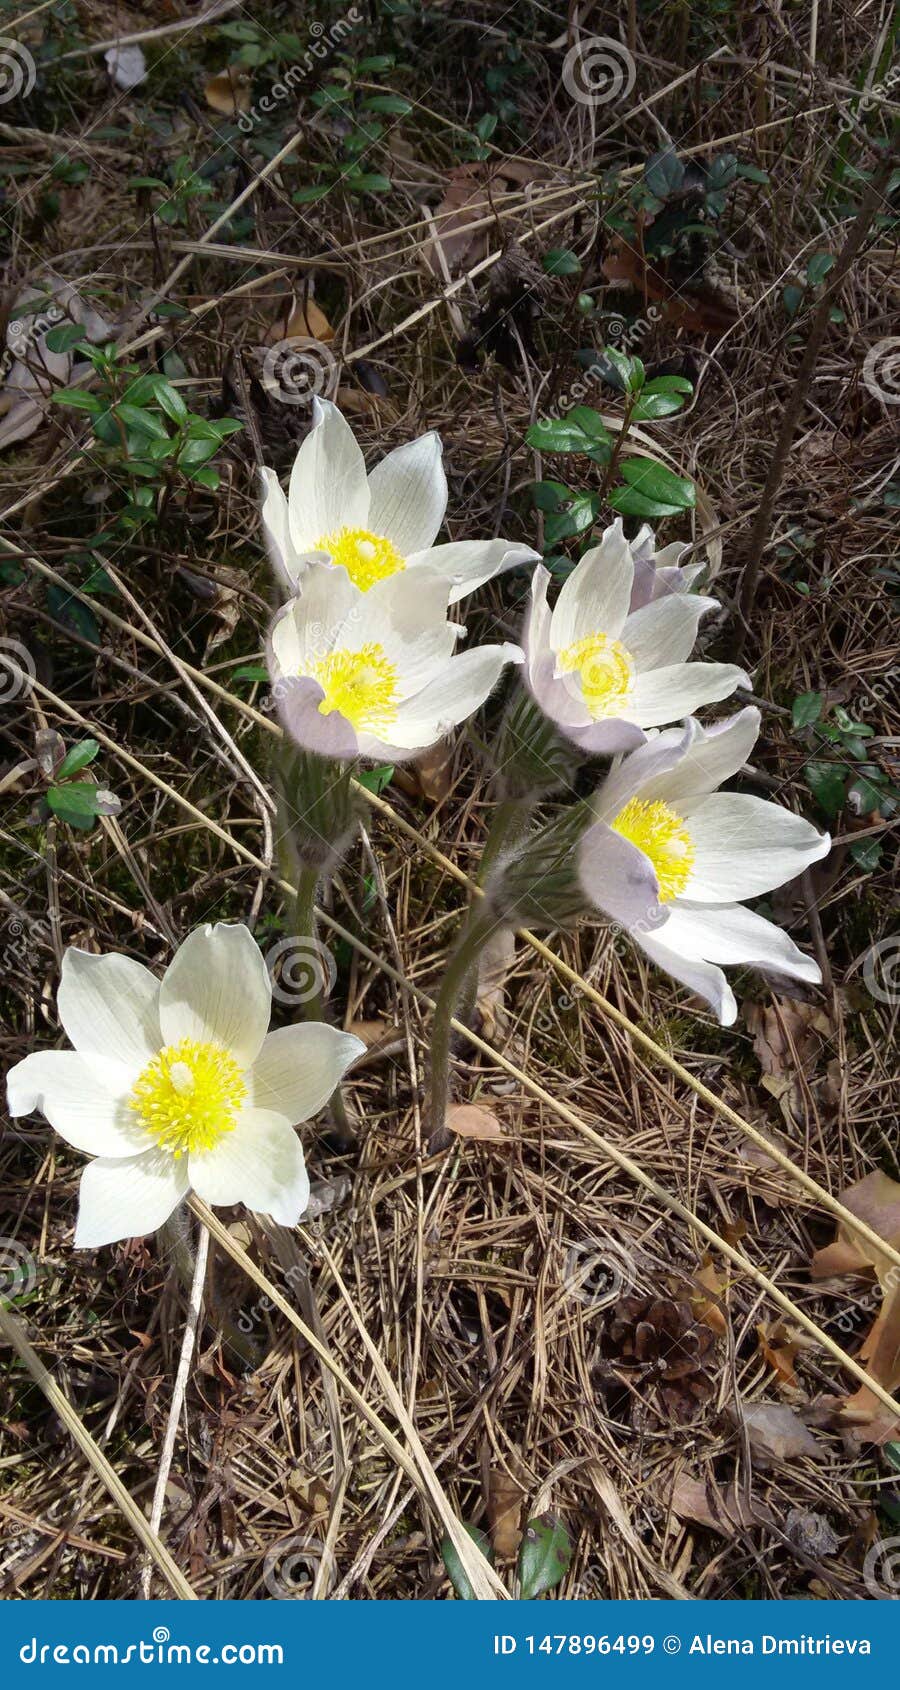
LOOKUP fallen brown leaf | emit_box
[446,1103,504,1142]
[670,1472,766,1536]
[487,1466,524,1559]
[756,1320,801,1389]
[691,1254,728,1335]
[204,67,251,116]
[731,1401,823,1465]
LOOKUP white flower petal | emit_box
[655,901,822,987]
[381,642,523,753]
[622,593,719,671]
[250,1024,365,1122]
[270,562,356,675]
[628,660,749,727]
[550,521,633,648]
[577,822,664,932]
[57,948,161,1067]
[409,538,539,604]
[633,927,737,1026]
[260,467,303,590]
[74,1150,188,1247]
[591,720,699,824]
[273,673,361,759]
[639,706,761,807]
[189,1107,309,1226]
[6,1050,151,1158]
[288,399,369,550]
[680,794,830,902]
[366,431,447,555]
[159,924,271,1066]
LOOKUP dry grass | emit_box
[1,0,898,1602]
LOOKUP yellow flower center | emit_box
[129,1038,246,1158]
[611,797,695,902]
[556,633,635,718]
[312,641,399,732]
[315,526,406,592]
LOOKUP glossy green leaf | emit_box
[517,1513,573,1599]
[792,691,823,728]
[441,1524,496,1601]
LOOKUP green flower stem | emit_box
[429,905,501,1134]
[456,795,534,1030]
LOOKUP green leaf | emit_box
[47,782,103,828]
[44,324,86,354]
[530,479,570,513]
[644,146,685,200]
[526,413,608,453]
[360,94,411,114]
[608,485,684,518]
[356,55,395,72]
[619,457,695,508]
[47,584,100,645]
[231,663,269,685]
[148,377,189,425]
[783,284,804,319]
[475,112,498,140]
[542,248,581,277]
[792,690,823,728]
[441,1525,495,1601]
[53,387,102,413]
[293,184,332,204]
[850,837,882,872]
[631,391,687,420]
[806,252,835,288]
[57,739,100,780]
[601,345,645,393]
[346,172,392,194]
[177,436,220,468]
[544,492,600,544]
[115,403,169,439]
[805,760,846,818]
[642,375,694,396]
[517,1513,573,1599]
[737,163,769,184]
[189,466,220,489]
[356,764,395,795]
[848,774,883,815]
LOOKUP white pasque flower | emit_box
[261,397,539,604]
[6,924,364,1247]
[525,520,748,755]
[576,706,831,1025]
[627,521,705,611]
[269,560,522,761]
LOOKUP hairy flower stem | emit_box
[456,796,534,1029]
[291,859,355,1147]
[429,906,501,1135]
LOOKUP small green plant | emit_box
[31,736,121,832]
[129,155,215,227]
[441,1513,572,1600]
[527,347,695,568]
[792,691,898,870]
[50,338,242,537]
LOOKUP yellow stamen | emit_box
[315,525,405,591]
[129,1038,246,1158]
[312,642,399,732]
[556,632,634,718]
[611,797,695,902]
